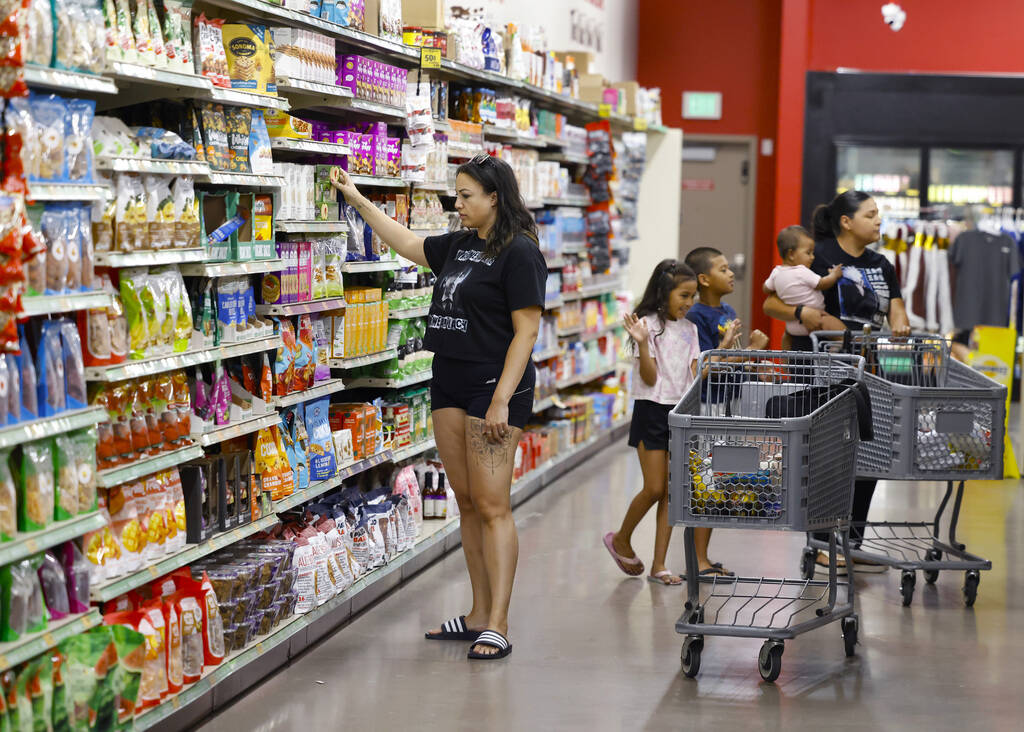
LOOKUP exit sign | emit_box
[683,91,722,120]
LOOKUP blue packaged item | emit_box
[65,99,96,183]
[36,321,66,417]
[29,94,68,182]
[304,397,336,481]
[59,320,87,410]
[16,325,39,422]
[5,354,20,427]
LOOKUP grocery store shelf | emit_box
[388,305,430,319]
[0,512,106,568]
[540,196,591,208]
[271,379,348,408]
[204,172,285,187]
[329,348,398,370]
[179,259,284,277]
[410,228,452,237]
[556,325,583,337]
[275,220,348,234]
[580,323,622,342]
[277,77,356,107]
[392,438,436,463]
[412,181,453,193]
[555,365,616,389]
[96,157,211,175]
[24,65,118,95]
[544,297,565,310]
[95,248,207,268]
[341,259,401,273]
[540,150,590,165]
[0,611,103,673]
[84,336,279,382]
[484,127,550,148]
[346,369,432,390]
[138,418,631,732]
[338,97,408,121]
[196,412,279,447]
[347,174,408,188]
[579,278,623,298]
[27,182,110,202]
[112,62,213,92]
[93,450,393,604]
[97,443,204,489]
[207,86,290,111]
[545,257,566,269]
[20,291,112,317]
[448,145,485,159]
[532,395,555,413]
[0,406,107,450]
[255,297,347,316]
[532,346,561,362]
[270,138,351,157]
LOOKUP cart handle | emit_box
[810,331,951,354]
[695,349,865,382]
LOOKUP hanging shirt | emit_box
[686,301,738,353]
[631,314,701,405]
[949,230,1020,330]
[423,230,547,363]
[811,238,902,329]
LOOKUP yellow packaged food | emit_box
[222,24,277,96]
[263,110,312,139]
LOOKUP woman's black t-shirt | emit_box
[423,230,547,363]
[811,237,902,330]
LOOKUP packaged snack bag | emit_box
[168,591,203,684]
[18,441,54,532]
[108,624,146,728]
[273,318,296,396]
[311,316,331,382]
[170,572,225,666]
[101,610,163,711]
[248,111,274,175]
[53,434,80,521]
[0,448,15,541]
[37,322,66,417]
[304,397,337,481]
[107,482,144,574]
[172,176,200,250]
[59,320,88,410]
[60,540,92,614]
[38,551,70,620]
[254,426,294,501]
[0,561,35,641]
[17,324,39,421]
[71,428,99,514]
[222,24,277,96]
[159,600,183,694]
[293,315,315,390]
[198,103,230,171]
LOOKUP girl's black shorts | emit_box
[430,355,536,429]
[628,399,673,451]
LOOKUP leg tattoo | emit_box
[468,418,515,475]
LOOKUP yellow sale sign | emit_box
[969,326,1019,478]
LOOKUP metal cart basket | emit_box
[805,332,1006,607]
[668,350,865,681]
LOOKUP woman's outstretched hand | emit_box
[330,166,360,204]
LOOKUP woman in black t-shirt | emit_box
[331,156,546,660]
[764,190,910,574]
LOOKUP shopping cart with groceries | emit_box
[668,350,868,682]
[806,330,1005,607]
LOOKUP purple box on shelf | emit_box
[350,0,364,29]
[285,241,299,304]
[385,138,401,178]
[297,241,313,302]
[339,55,361,97]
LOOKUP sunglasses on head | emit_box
[470,153,495,166]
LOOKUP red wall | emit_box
[636,0,782,337]
[810,0,1024,73]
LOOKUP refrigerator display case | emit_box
[836,144,921,217]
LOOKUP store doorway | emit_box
[679,135,757,329]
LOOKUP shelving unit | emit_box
[532,395,556,413]
[271,379,348,408]
[180,259,285,277]
[94,248,207,268]
[329,348,398,370]
[196,413,280,447]
[0,512,106,567]
[270,138,351,156]
[254,297,347,316]
[341,260,401,273]
[97,443,205,488]
[346,370,432,390]
[27,183,110,202]
[392,438,437,463]
[0,612,103,673]
[22,65,118,95]
[83,336,279,382]
[555,365,616,389]
[20,291,113,317]
[205,172,285,187]
[96,158,211,175]
[0,406,107,450]
[348,175,408,188]
[532,346,561,362]
[275,220,349,234]
[388,305,430,319]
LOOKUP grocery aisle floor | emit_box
[199,440,1024,731]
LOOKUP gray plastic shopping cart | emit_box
[668,350,866,681]
[806,331,1005,607]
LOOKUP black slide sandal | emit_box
[425,616,482,641]
[468,630,512,660]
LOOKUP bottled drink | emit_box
[423,472,436,519]
[436,472,448,520]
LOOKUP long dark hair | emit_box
[634,259,697,331]
[456,155,538,259]
[812,190,873,240]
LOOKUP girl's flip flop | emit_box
[647,570,684,585]
[603,532,644,576]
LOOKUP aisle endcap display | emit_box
[255,297,348,316]
[20,292,114,317]
[0,512,106,567]
[0,406,108,450]
[22,65,119,95]
[83,336,280,382]
[0,611,103,674]
[179,259,286,277]
[95,248,208,268]
[329,348,399,369]
[97,443,205,489]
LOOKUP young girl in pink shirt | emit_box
[603,259,721,585]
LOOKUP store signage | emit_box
[682,179,715,192]
[420,47,442,69]
[633,118,648,131]
[683,91,722,120]
[598,103,612,118]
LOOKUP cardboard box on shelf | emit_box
[578,73,608,104]
[553,51,595,76]
[613,81,641,115]
[401,0,444,30]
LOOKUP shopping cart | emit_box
[668,350,866,682]
[805,331,1005,607]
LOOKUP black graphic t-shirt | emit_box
[423,230,547,362]
[812,238,902,329]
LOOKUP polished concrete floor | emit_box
[199,441,1024,732]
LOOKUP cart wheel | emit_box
[681,636,703,678]
[800,548,816,580]
[758,641,784,683]
[900,571,916,607]
[842,616,859,657]
[924,549,942,584]
[963,570,980,607]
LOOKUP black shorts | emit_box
[430,355,536,429]
[628,399,672,451]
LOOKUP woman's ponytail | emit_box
[811,190,873,240]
